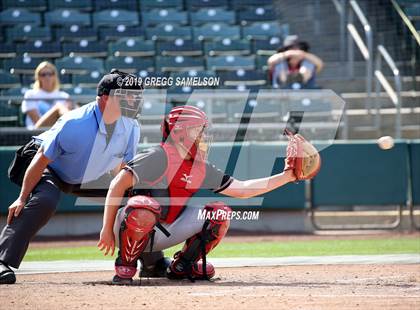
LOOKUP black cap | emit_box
[97,69,143,96]
[277,35,310,53]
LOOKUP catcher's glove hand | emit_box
[283,131,321,181]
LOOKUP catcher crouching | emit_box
[97,105,321,284]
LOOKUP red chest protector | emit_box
[157,142,206,224]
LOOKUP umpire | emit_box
[0,70,143,284]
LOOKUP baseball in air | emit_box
[377,136,394,150]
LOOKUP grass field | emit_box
[24,237,420,261]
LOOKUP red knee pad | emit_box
[204,201,231,245]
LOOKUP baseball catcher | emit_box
[97,105,321,284]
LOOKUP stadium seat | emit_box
[142,9,188,26]
[237,6,277,25]
[62,41,108,57]
[185,0,228,10]
[137,71,169,89]
[146,24,192,40]
[204,39,251,56]
[256,54,270,70]
[93,10,140,27]
[105,56,154,73]
[45,9,90,27]
[156,56,204,72]
[0,102,20,127]
[139,96,170,124]
[6,25,52,42]
[72,70,103,88]
[242,22,284,39]
[190,8,236,26]
[48,0,93,11]
[166,85,194,104]
[16,41,61,58]
[0,71,20,89]
[170,70,216,81]
[253,37,282,55]
[55,56,104,75]
[0,43,16,59]
[157,39,202,56]
[218,69,266,86]
[140,0,183,10]
[94,0,138,11]
[0,9,41,26]
[98,26,145,42]
[67,86,97,105]
[4,56,45,74]
[231,0,274,10]
[55,26,97,42]
[193,23,241,41]
[109,39,155,57]
[206,55,255,71]
[2,0,47,11]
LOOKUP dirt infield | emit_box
[2,264,419,310]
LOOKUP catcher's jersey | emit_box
[124,143,233,223]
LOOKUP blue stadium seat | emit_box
[193,23,241,40]
[72,70,103,88]
[142,9,188,26]
[0,102,20,127]
[48,0,93,11]
[109,39,155,57]
[67,86,97,104]
[0,9,41,26]
[0,71,20,89]
[93,10,140,27]
[231,0,274,10]
[55,56,104,75]
[242,22,284,39]
[253,37,282,55]
[140,0,183,10]
[94,0,138,11]
[6,25,52,42]
[156,56,204,72]
[185,0,228,10]
[146,24,192,40]
[218,69,266,86]
[204,38,251,56]
[237,6,277,25]
[170,70,216,81]
[206,55,255,71]
[157,39,202,56]
[62,41,108,57]
[98,26,145,41]
[0,43,16,59]
[55,26,97,42]
[190,8,236,26]
[45,9,90,26]
[16,41,61,58]
[256,54,270,70]
[105,56,154,73]
[4,56,45,74]
[2,0,47,11]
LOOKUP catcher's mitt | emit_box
[284,132,321,181]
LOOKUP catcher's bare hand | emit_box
[7,197,26,225]
[98,228,115,256]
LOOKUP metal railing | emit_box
[347,0,373,108]
[374,45,402,139]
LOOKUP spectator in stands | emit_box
[21,61,73,130]
[267,35,324,89]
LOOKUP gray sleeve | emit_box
[202,162,233,193]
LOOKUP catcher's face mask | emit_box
[184,124,212,161]
[110,88,143,119]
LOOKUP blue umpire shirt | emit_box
[33,101,140,184]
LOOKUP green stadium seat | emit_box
[256,54,270,70]
[55,26,97,42]
[139,97,170,124]
[2,0,47,11]
[185,0,228,10]
[242,22,284,39]
[62,41,108,57]
[4,56,45,74]
[142,9,188,26]
[67,86,97,104]
[218,69,266,86]
[93,10,139,27]
[206,55,255,71]
[0,8,41,26]
[98,26,145,42]
[109,39,155,57]
[204,39,251,56]
[253,37,282,55]
[0,71,20,89]
[48,0,93,11]
[237,6,277,25]
[1,86,28,97]
[140,0,183,10]
[94,0,137,11]
[55,56,104,75]
[0,43,17,59]
[16,41,62,58]
[0,102,20,127]
[231,0,274,10]
[45,9,90,26]
[157,39,202,56]
[6,25,52,42]
[166,85,194,104]
[193,23,241,41]
[105,56,154,73]
[190,8,236,26]
[146,24,192,40]
[170,70,216,85]
[72,70,103,88]
[156,56,204,72]
[405,4,420,18]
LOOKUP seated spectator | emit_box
[267,35,324,89]
[21,61,73,129]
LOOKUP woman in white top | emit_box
[21,61,73,129]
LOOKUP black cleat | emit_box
[111,274,133,285]
[0,261,16,285]
[140,257,171,278]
